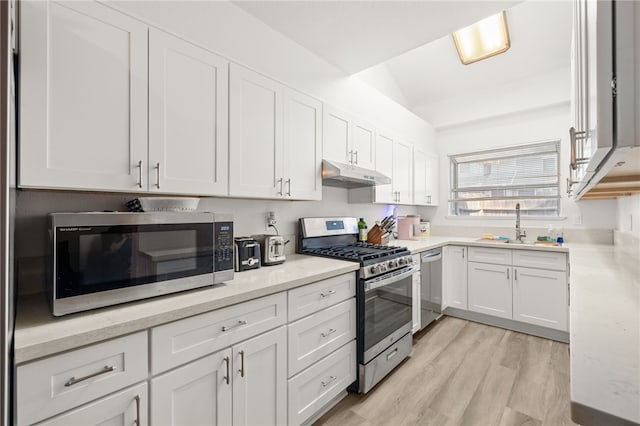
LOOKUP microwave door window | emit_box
[56,224,213,299]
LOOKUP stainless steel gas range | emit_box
[298,217,415,393]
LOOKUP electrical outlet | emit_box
[267,211,277,227]
[574,214,583,225]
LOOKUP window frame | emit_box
[449,140,561,218]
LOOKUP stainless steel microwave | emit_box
[49,212,234,316]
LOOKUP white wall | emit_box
[108,0,436,152]
[430,102,618,234]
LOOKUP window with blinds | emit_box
[449,141,560,217]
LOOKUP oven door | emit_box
[362,265,415,364]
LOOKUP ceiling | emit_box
[234,0,573,124]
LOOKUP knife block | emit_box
[367,225,390,245]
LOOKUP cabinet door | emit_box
[513,267,568,331]
[351,118,376,169]
[36,383,148,426]
[425,152,440,206]
[148,28,229,196]
[413,148,428,206]
[412,272,421,334]
[151,349,232,426]
[323,106,350,164]
[442,246,467,310]
[233,327,287,426]
[393,141,413,204]
[229,64,283,198]
[20,1,148,192]
[374,132,395,203]
[468,262,512,319]
[282,89,322,200]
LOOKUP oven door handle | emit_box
[364,265,417,292]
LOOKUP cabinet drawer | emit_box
[17,332,148,425]
[151,292,286,374]
[288,298,356,377]
[288,273,355,321]
[513,250,567,271]
[468,247,512,265]
[35,383,148,426]
[288,341,357,426]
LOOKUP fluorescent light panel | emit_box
[452,11,510,65]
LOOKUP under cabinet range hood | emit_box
[322,160,391,189]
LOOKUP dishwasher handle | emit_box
[421,251,442,263]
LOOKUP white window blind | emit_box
[450,141,560,217]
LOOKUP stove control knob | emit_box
[369,265,378,274]
[388,260,397,268]
[380,264,387,272]
[407,256,413,264]
[398,258,406,265]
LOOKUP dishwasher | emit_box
[420,249,443,330]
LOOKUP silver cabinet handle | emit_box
[277,178,283,196]
[320,290,336,298]
[133,394,141,426]
[354,150,358,165]
[286,178,291,196]
[136,160,143,189]
[238,350,245,378]
[569,127,587,170]
[386,348,399,360]
[221,320,247,332]
[224,356,230,385]
[462,248,465,259]
[321,328,336,338]
[506,269,510,280]
[65,365,116,387]
[321,376,337,387]
[155,162,161,189]
[514,269,518,281]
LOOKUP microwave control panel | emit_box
[214,222,234,272]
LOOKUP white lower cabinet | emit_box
[442,246,468,310]
[151,349,232,425]
[513,267,568,331]
[36,383,148,426]
[287,341,357,426]
[233,327,288,426]
[151,326,287,426]
[467,261,513,319]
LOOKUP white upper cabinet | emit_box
[148,28,229,196]
[351,118,376,169]
[374,132,395,203]
[229,64,322,200]
[229,64,283,199]
[283,90,323,200]
[393,140,413,204]
[413,149,439,206]
[323,106,375,168]
[20,1,148,191]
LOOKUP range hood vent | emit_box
[322,160,391,189]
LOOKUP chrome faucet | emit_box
[515,203,527,242]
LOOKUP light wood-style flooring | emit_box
[315,317,576,426]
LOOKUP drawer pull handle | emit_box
[64,365,116,387]
[134,394,141,426]
[321,328,336,338]
[239,350,245,378]
[221,320,247,332]
[224,356,230,385]
[386,348,399,360]
[320,290,336,298]
[321,376,337,387]
[136,160,143,189]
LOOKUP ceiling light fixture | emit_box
[452,11,510,65]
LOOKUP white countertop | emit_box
[14,254,358,364]
[568,243,640,424]
[390,236,570,254]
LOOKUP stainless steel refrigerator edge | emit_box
[1,0,16,424]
